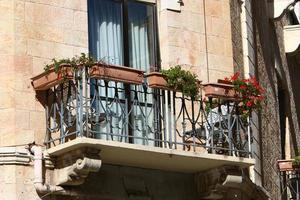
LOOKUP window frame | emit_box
[87,0,161,71]
[87,0,162,144]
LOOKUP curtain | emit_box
[89,0,123,65]
[89,0,156,145]
[128,2,155,145]
[89,0,125,141]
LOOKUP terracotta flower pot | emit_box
[202,83,238,100]
[217,79,232,85]
[146,72,168,89]
[31,64,73,91]
[278,160,300,172]
[89,63,144,85]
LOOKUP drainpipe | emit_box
[30,145,68,195]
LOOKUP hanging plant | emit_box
[161,65,200,99]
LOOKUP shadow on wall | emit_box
[230,0,244,75]
[254,0,300,154]
[270,13,300,156]
[287,52,300,153]
[252,0,288,199]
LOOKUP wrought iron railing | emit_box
[44,67,253,158]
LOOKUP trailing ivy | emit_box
[161,65,200,99]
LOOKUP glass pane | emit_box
[128,1,155,72]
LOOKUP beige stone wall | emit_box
[159,0,234,83]
[0,0,88,147]
[0,0,88,199]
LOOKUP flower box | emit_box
[89,63,144,85]
[217,79,232,85]
[31,64,73,91]
[202,83,238,100]
[278,160,300,172]
[146,72,168,89]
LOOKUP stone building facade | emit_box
[0,0,299,199]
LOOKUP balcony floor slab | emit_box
[46,137,255,173]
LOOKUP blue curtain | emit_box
[88,0,123,65]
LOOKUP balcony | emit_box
[278,160,300,200]
[32,64,255,173]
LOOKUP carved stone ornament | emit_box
[51,147,102,186]
[194,166,269,200]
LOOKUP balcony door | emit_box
[88,0,159,145]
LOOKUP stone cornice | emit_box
[0,146,32,165]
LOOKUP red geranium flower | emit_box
[246,101,253,107]
[230,72,240,81]
[239,85,247,90]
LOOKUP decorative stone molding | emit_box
[43,151,54,169]
[160,0,182,12]
[284,25,300,53]
[51,147,102,186]
[269,0,300,19]
[195,166,269,200]
[0,146,31,165]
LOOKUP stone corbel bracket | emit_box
[195,166,269,200]
[49,147,102,186]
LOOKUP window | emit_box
[88,0,160,145]
[88,0,159,71]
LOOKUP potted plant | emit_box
[278,160,295,172]
[155,65,201,99]
[229,72,264,119]
[89,63,145,85]
[202,82,237,100]
[278,156,300,172]
[31,53,95,90]
[278,157,300,199]
[146,72,168,89]
[204,72,265,119]
[203,72,242,100]
[31,63,73,90]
